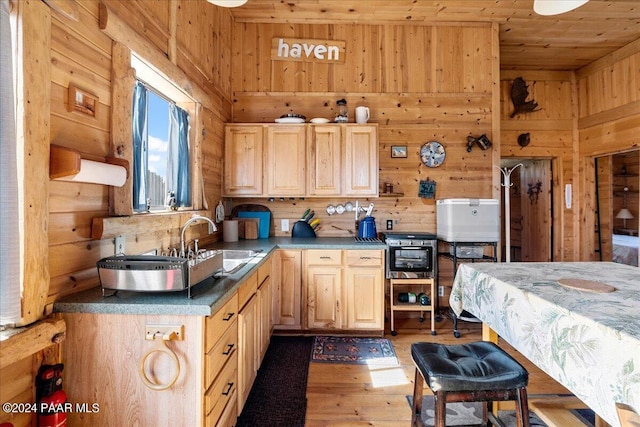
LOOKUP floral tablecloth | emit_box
[450,262,640,427]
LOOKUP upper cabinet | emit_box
[343,125,378,196]
[266,125,307,196]
[224,125,264,196]
[224,124,378,198]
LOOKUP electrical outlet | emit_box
[386,219,393,230]
[115,235,125,255]
[281,219,290,232]
[438,286,445,297]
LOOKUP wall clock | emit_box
[420,141,446,168]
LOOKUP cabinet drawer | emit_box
[238,271,258,309]
[205,320,238,387]
[306,250,342,266]
[208,397,237,427]
[206,293,238,352]
[205,353,238,424]
[345,250,383,267]
[258,258,271,286]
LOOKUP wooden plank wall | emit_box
[48,0,232,306]
[229,22,499,302]
[230,22,497,234]
[577,39,640,262]
[499,70,577,262]
[1,2,232,425]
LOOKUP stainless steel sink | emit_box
[221,249,262,274]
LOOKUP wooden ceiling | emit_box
[230,0,640,70]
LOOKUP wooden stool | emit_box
[411,341,530,427]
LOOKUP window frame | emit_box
[110,44,204,217]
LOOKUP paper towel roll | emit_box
[223,220,239,242]
[57,159,127,187]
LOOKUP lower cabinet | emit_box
[237,257,273,415]
[305,249,384,332]
[272,249,302,330]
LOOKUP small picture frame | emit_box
[391,145,407,158]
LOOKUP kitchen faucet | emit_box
[180,214,217,258]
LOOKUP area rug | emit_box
[236,336,313,427]
[406,395,595,427]
[311,336,399,365]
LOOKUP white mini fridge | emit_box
[437,198,500,242]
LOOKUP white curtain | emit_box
[0,0,22,326]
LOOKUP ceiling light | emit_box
[207,0,248,7]
[533,0,589,16]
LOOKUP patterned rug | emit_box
[311,336,398,365]
[406,395,596,427]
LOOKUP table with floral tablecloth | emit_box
[450,262,640,427]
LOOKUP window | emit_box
[132,81,191,212]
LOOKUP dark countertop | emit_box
[53,237,386,317]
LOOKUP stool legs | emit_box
[412,368,424,427]
[411,369,530,427]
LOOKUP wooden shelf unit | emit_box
[389,278,436,336]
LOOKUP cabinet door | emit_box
[265,125,306,195]
[344,125,378,196]
[344,250,384,330]
[238,294,258,413]
[307,265,342,329]
[258,275,272,360]
[273,249,302,329]
[224,125,264,196]
[307,125,342,196]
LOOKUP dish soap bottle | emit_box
[335,99,348,123]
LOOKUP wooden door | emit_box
[519,160,552,262]
[272,249,302,329]
[238,294,258,413]
[265,125,306,195]
[257,275,272,360]
[223,125,264,196]
[344,124,378,196]
[344,250,384,330]
[307,265,342,329]
[307,125,342,196]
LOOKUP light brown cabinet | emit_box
[224,124,378,198]
[266,125,306,196]
[223,125,264,196]
[304,249,384,332]
[306,250,343,329]
[272,249,303,330]
[237,256,273,415]
[344,250,385,330]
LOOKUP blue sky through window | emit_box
[147,90,169,178]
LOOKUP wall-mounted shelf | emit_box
[50,144,129,187]
[379,192,404,197]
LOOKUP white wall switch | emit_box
[281,219,290,232]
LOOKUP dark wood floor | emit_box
[304,314,573,426]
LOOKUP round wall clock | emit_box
[420,141,446,168]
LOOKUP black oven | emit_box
[383,233,437,279]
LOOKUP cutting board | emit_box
[237,211,270,238]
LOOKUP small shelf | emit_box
[379,192,405,197]
[389,278,436,336]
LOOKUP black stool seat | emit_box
[411,341,528,392]
[410,341,530,427]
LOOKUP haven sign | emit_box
[272,37,346,64]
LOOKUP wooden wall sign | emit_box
[271,37,346,63]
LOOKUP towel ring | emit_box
[138,339,181,391]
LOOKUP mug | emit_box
[355,106,370,124]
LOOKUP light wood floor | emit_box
[304,315,572,426]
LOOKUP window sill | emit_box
[0,317,66,370]
[91,209,213,240]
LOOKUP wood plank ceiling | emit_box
[230,0,640,70]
